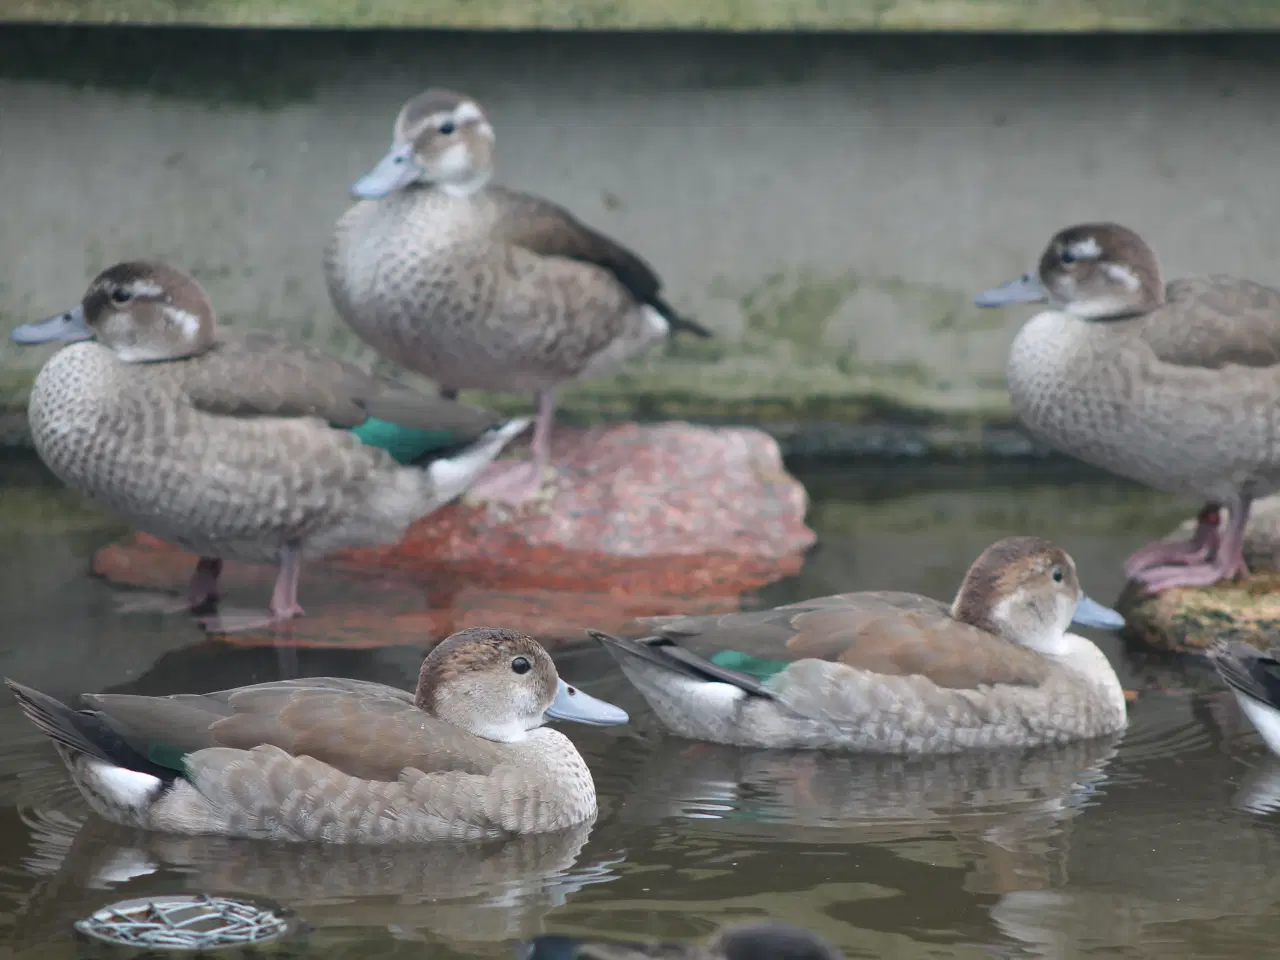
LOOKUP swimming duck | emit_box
[591,536,1127,753]
[324,88,711,506]
[6,626,628,842]
[1209,640,1280,756]
[974,222,1280,592]
[9,261,529,630]
[522,920,844,960]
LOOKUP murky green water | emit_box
[2,453,1278,960]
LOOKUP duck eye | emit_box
[110,288,132,304]
[439,120,456,135]
[511,656,531,675]
[1051,567,1064,583]
[1060,250,1076,265]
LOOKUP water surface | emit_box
[0,454,1275,960]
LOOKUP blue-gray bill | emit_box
[974,273,1047,308]
[10,305,91,345]
[544,678,629,726]
[351,143,423,199]
[1072,594,1126,630]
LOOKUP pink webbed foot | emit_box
[1132,499,1251,593]
[199,548,304,634]
[1124,505,1221,580]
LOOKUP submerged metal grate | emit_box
[75,894,297,951]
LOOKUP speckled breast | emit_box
[325,193,519,390]
[25,344,283,561]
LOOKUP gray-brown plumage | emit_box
[592,537,1128,753]
[521,921,845,960]
[5,627,628,842]
[9,261,529,627]
[324,88,709,505]
[975,222,1280,592]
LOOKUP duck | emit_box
[590,536,1128,753]
[324,88,711,506]
[973,222,1280,593]
[9,261,529,631]
[5,626,629,842]
[521,920,845,960]
[1209,640,1280,755]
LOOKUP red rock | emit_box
[91,423,815,648]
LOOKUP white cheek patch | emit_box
[1101,262,1141,291]
[1067,237,1102,261]
[163,306,203,340]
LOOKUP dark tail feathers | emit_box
[651,296,713,339]
[6,679,177,783]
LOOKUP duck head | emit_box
[351,88,496,200]
[416,626,628,742]
[974,222,1165,320]
[950,536,1125,656]
[11,261,216,362]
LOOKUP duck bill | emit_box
[544,679,629,727]
[10,305,92,345]
[1072,594,1126,630]
[974,273,1047,308]
[351,143,423,199]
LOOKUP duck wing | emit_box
[487,185,710,337]
[1139,277,1280,370]
[625,591,1051,692]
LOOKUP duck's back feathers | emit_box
[1138,277,1280,370]
[178,333,503,440]
[77,678,509,785]
[632,592,1052,691]
[488,186,711,338]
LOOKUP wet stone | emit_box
[1120,496,1280,653]
[91,423,816,647]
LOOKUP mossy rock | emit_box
[1119,574,1280,654]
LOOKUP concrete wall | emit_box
[3,0,1278,30]
[3,30,1280,453]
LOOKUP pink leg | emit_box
[113,555,223,615]
[197,547,304,634]
[269,546,306,620]
[466,389,556,506]
[1124,503,1222,580]
[1134,497,1252,593]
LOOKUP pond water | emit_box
[1,452,1277,960]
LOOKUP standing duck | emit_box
[975,222,1280,592]
[6,627,628,841]
[9,261,528,630]
[591,536,1127,753]
[324,88,710,505]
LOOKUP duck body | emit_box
[1210,640,1280,756]
[1006,276,1280,505]
[324,89,708,506]
[12,261,528,626]
[977,224,1280,592]
[27,332,510,564]
[326,185,677,396]
[8,628,629,842]
[593,537,1127,754]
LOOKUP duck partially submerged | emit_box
[324,88,710,506]
[521,920,844,960]
[10,261,528,630]
[975,222,1280,592]
[6,627,628,842]
[1209,640,1280,756]
[592,536,1127,753]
